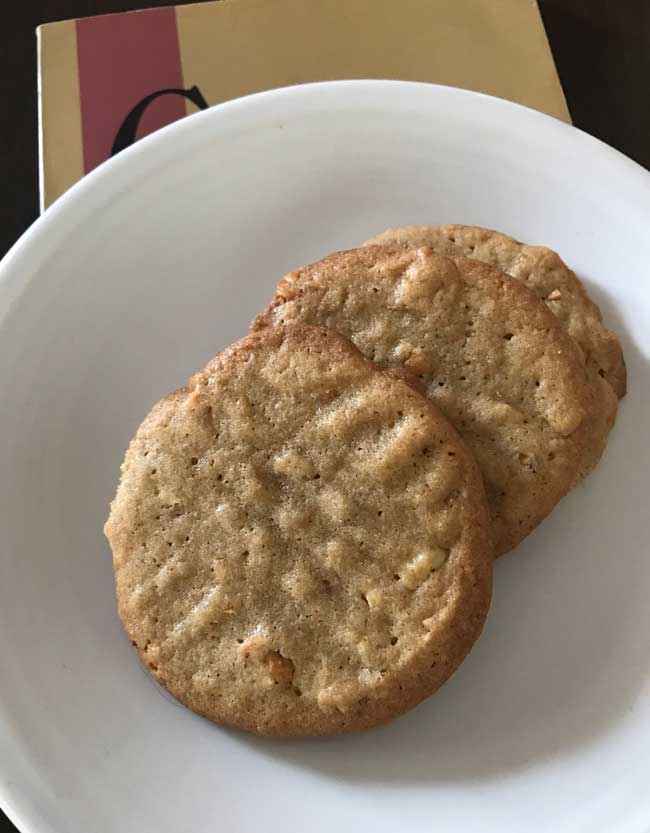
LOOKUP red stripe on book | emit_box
[76,7,185,174]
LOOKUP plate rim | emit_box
[2,78,650,307]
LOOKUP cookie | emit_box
[253,248,616,555]
[365,225,626,398]
[105,324,492,736]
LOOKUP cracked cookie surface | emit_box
[253,248,615,554]
[365,224,626,399]
[105,324,492,735]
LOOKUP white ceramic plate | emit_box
[1,81,649,833]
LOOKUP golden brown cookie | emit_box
[365,225,626,398]
[253,248,616,555]
[105,325,492,736]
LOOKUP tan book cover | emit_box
[37,0,570,210]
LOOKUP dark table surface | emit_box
[1,0,648,830]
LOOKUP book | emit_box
[37,0,570,210]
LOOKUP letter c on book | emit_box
[111,85,209,156]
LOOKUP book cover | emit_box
[37,0,570,210]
